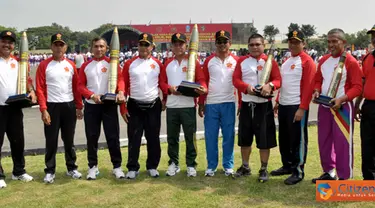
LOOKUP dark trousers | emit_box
[44,102,78,174]
[84,103,122,169]
[166,107,197,167]
[0,106,26,179]
[126,98,162,171]
[278,104,308,178]
[360,100,375,180]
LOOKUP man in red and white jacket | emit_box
[233,33,281,182]
[198,30,239,177]
[312,28,362,183]
[79,37,126,180]
[120,33,169,179]
[0,30,36,188]
[160,33,207,177]
[36,33,83,184]
[272,30,316,185]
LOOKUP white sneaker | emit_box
[112,167,125,179]
[224,168,234,176]
[44,173,55,184]
[187,167,197,177]
[66,170,82,179]
[205,169,216,177]
[148,169,159,178]
[0,179,6,188]
[166,162,180,176]
[126,171,139,179]
[12,173,33,182]
[86,166,99,180]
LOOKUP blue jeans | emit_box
[204,102,235,170]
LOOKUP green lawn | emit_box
[0,125,373,208]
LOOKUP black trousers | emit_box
[278,104,308,178]
[126,98,162,171]
[84,103,122,169]
[0,106,26,179]
[44,102,78,174]
[360,99,375,180]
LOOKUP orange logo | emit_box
[182,66,188,72]
[257,65,263,71]
[64,67,69,72]
[226,62,233,68]
[291,64,296,70]
[101,67,107,73]
[150,64,156,69]
[10,63,16,69]
[220,30,225,37]
[316,180,375,201]
[56,33,62,40]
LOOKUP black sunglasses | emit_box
[139,42,151,47]
[216,40,229,45]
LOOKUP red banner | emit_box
[130,24,232,43]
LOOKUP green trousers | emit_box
[166,107,197,167]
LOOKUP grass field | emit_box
[0,125,374,208]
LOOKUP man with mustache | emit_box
[312,28,362,183]
[354,25,375,180]
[0,30,37,188]
[120,33,169,179]
[36,33,83,184]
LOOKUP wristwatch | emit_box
[269,82,275,90]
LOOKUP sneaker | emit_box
[270,166,292,176]
[187,167,197,177]
[0,179,6,188]
[166,162,180,176]
[66,170,82,179]
[224,168,234,176]
[258,169,269,183]
[205,169,216,177]
[126,171,139,179]
[112,167,125,179]
[86,166,99,180]
[44,173,55,184]
[284,174,303,185]
[148,169,159,178]
[235,165,251,177]
[312,172,337,184]
[12,173,33,182]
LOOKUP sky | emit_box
[1,0,374,37]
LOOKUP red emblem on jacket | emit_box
[64,67,69,72]
[257,65,263,71]
[150,64,156,69]
[10,63,16,69]
[101,67,107,73]
[291,64,296,70]
[226,62,233,68]
[182,66,187,72]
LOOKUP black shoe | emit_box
[270,166,292,176]
[258,169,269,183]
[312,172,337,184]
[284,174,303,185]
[234,165,251,177]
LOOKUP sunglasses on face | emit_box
[139,42,151,47]
[248,43,262,47]
[216,40,229,45]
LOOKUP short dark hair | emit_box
[327,28,346,41]
[248,33,264,43]
[91,37,108,48]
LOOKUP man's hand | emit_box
[28,90,37,103]
[246,85,256,95]
[274,103,279,118]
[162,99,167,111]
[198,104,205,118]
[91,94,102,104]
[76,109,83,120]
[312,90,320,104]
[330,96,347,111]
[293,108,305,122]
[121,113,130,123]
[116,91,126,103]
[195,86,207,95]
[260,83,272,97]
[355,105,362,121]
[169,86,181,95]
[41,110,51,125]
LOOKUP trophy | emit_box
[314,53,346,106]
[253,45,275,99]
[101,27,119,104]
[5,31,36,108]
[177,24,202,97]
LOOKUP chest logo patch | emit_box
[101,67,107,73]
[257,65,263,71]
[10,63,16,69]
[291,64,296,70]
[226,62,233,68]
[182,66,188,72]
[64,67,70,72]
[150,63,156,69]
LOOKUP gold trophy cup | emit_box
[254,45,275,98]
